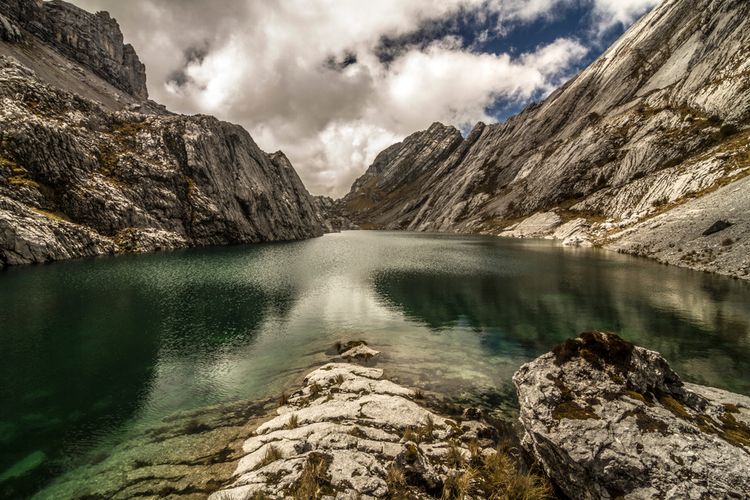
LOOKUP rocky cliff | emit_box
[0,0,147,99]
[0,1,326,267]
[340,0,750,279]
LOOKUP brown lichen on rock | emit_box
[552,401,599,421]
[552,331,634,372]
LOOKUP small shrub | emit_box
[308,383,322,399]
[446,441,465,468]
[293,453,331,500]
[279,392,289,406]
[402,427,421,444]
[257,445,283,469]
[286,413,299,430]
[348,426,367,439]
[467,440,483,465]
[721,238,734,247]
[334,374,345,385]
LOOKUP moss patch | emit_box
[658,395,690,419]
[552,331,634,372]
[624,408,669,435]
[31,208,70,222]
[552,401,599,421]
[624,391,649,405]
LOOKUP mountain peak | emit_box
[0,0,148,99]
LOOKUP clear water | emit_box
[1,231,749,497]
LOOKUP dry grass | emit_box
[286,413,299,430]
[256,445,283,470]
[385,464,406,490]
[446,441,465,468]
[442,469,475,500]
[475,453,552,500]
[292,453,331,500]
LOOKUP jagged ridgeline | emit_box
[0,0,334,267]
[339,0,750,278]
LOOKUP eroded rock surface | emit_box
[0,55,325,266]
[211,363,544,499]
[0,0,147,98]
[514,331,750,499]
[338,0,750,279]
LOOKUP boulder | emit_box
[514,331,750,499]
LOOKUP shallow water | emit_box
[1,231,749,497]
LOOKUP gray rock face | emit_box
[211,362,523,499]
[0,0,148,99]
[313,194,358,233]
[0,56,324,266]
[340,0,750,278]
[0,12,21,42]
[513,331,750,499]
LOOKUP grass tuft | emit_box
[257,445,283,469]
[292,453,331,500]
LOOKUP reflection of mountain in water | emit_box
[0,251,302,499]
[372,256,750,394]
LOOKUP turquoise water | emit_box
[1,231,749,497]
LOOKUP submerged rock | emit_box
[513,331,750,499]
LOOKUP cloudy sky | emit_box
[71,0,660,197]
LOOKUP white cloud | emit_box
[593,0,661,32]
[69,0,654,196]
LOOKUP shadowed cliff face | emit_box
[0,1,327,267]
[0,0,147,99]
[339,0,750,278]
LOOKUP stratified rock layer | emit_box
[340,0,750,279]
[0,0,147,98]
[513,331,750,499]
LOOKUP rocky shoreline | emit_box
[37,336,750,499]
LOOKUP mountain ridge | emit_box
[0,0,328,267]
[339,0,750,279]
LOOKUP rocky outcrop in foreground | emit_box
[514,331,750,499]
[339,0,750,279]
[212,358,549,499]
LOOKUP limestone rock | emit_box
[0,0,148,99]
[513,331,750,499]
[338,0,750,279]
[211,363,504,499]
[340,343,381,362]
[0,55,324,266]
